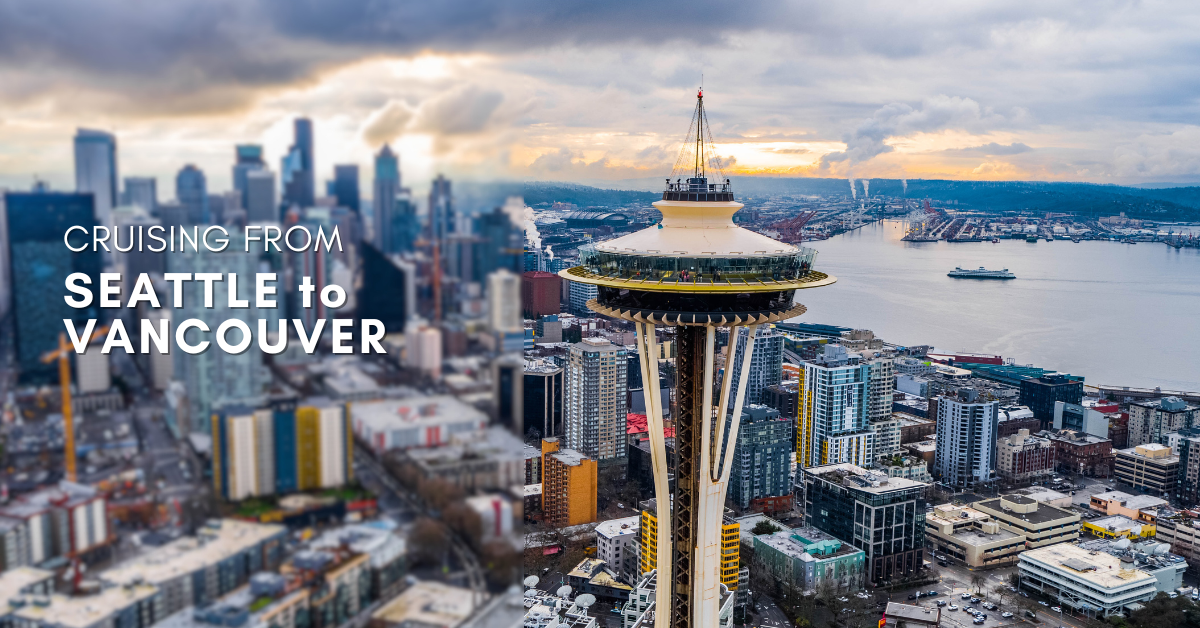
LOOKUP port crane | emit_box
[40,325,109,483]
[769,210,818,244]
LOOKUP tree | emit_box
[971,574,987,595]
[408,517,450,567]
[753,520,782,535]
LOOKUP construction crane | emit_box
[769,210,818,244]
[41,325,109,483]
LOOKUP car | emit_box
[1002,612,1014,618]
[1025,611,1037,619]
[1008,587,1018,592]
[908,595,917,600]
[1051,607,1062,612]
[937,601,947,607]
[978,613,988,620]
[1020,592,1029,598]
[928,591,939,596]
[838,597,849,603]
[971,598,980,604]
[964,608,975,615]
[973,618,985,625]
[1039,601,1049,607]
[962,593,972,599]
[983,603,996,610]
[938,561,948,567]
[947,604,958,611]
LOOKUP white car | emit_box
[1051,607,1062,612]
[973,618,985,625]
[961,593,972,599]
[1002,612,1014,618]
[948,605,959,611]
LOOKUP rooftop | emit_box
[1116,446,1180,463]
[974,496,1079,526]
[806,463,928,493]
[372,580,476,628]
[1020,542,1157,591]
[13,584,160,628]
[1009,487,1070,504]
[103,520,285,587]
[0,566,55,606]
[349,395,489,433]
[595,516,640,540]
[1090,515,1147,534]
[884,603,940,624]
[1091,492,1168,511]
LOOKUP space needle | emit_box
[561,91,836,628]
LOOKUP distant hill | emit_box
[456,178,1200,221]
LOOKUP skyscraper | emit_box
[429,174,454,244]
[171,231,272,432]
[727,326,784,406]
[74,129,117,226]
[122,177,157,213]
[332,165,360,213]
[472,206,522,281]
[796,345,874,468]
[932,392,1000,488]
[566,337,628,464]
[358,243,414,334]
[487,269,522,334]
[281,118,314,209]
[232,144,266,209]
[4,191,101,383]
[245,169,276,223]
[176,165,209,224]
[726,405,793,510]
[372,145,417,252]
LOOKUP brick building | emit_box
[522,271,561,319]
[996,429,1056,484]
[1044,429,1113,477]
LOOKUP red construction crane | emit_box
[770,210,818,244]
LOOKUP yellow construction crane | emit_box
[41,326,109,483]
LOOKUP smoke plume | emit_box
[848,177,856,200]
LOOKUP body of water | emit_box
[791,220,1200,390]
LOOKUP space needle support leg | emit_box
[635,322,671,628]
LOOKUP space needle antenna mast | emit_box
[561,90,835,628]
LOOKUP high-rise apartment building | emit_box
[865,356,895,423]
[801,463,927,584]
[996,429,1056,484]
[569,280,598,316]
[487,269,522,333]
[796,345,874,468]
[1019,374,1084,428]
[212,400,352,501]
[726,405,793,510]
[540,438,597,527]
[122,176,157,213]
[522,271,561,319]
[728,326,784,406]
[638,499,740,591]
[932,393,999,488]
[331,165,360,213]
[282,118,314,208]
[566,337,628,463]
[74,129,117,226]
[1128,397,1199,448]
[358,243,413,333]
[176,164,209,224]
[4,191,101,382]
[170,232,273,432]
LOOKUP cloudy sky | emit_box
[2,0,1200,197]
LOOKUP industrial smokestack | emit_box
[901,179,908,195]
[862,180,870,198]
[848,178,856,200]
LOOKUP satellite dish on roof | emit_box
[524,576,540,588]
[557,585,573,598]
[576,594,596,609]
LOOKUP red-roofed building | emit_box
[626,413,675,441]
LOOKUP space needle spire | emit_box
[561,92,836,628]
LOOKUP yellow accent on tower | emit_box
[296,406,321,490]
[638,505,739,589]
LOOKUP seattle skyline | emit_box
[3,2,1200,195]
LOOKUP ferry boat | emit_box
[991,237,1000,243]
[948,266,1016,279]
[1025,235,1038,242]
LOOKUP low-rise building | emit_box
[925,504,1025,568]
[101,519,287,617]
[596,516,640,584]
[567,557,634,602]
[1154,517,1200,566]
[972,494,1080,549]
[877,456,932,483]
[893,413,936,444]
[1115,444,1179,496]
[10,583,161,628]
[1006,487,1072,508]
[1082,515,1155,540]
[1018,542,1159,617]
[1088,492,1166,525]
[350,396,489,454]
[619,570,734,628]
[371,580,477,628]
[996,429,1056,484]
[752,526,866,593]
[1076,538,1186,593]
[1128,397,1199,448]
[1043,430,1114,477]
[882,603,940,628]
[395,426,526,491]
